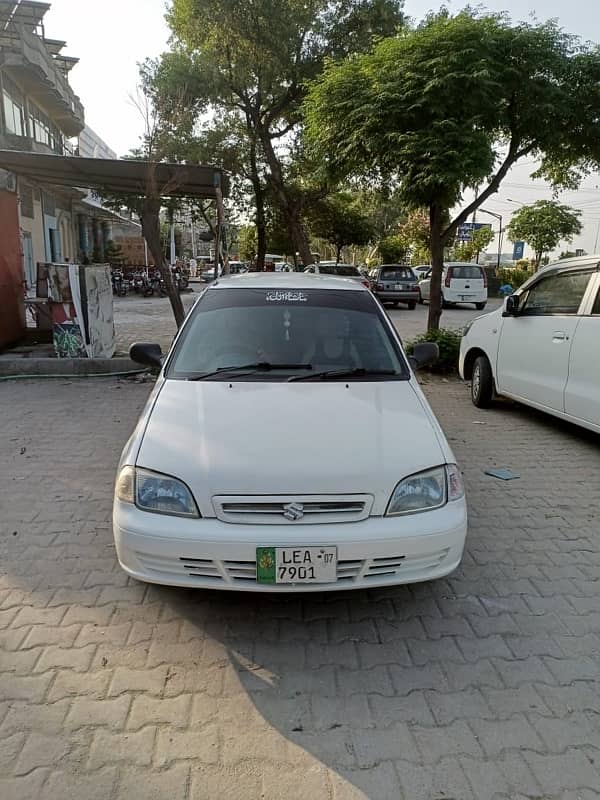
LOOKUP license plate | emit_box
[395,283,405,290]
[256,546,337,584]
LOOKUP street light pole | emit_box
[479,208,503,270]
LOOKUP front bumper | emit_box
[113,499,467,592]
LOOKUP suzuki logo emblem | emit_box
[283,502,304,521]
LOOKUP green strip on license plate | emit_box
[256,547,276,584]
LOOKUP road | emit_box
[1,373,599,798]
[386,297,504,342]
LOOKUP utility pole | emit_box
[479,208,503,270]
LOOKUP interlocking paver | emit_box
[2,375,600,797]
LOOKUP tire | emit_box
[475,302,487,311]
[407,301,416,310]
[418,293,424,304]
[442,295,450,309]
[471,355,494,408]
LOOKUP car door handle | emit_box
[552,331,568,341]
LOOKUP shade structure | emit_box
[0,150,229,198]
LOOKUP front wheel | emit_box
[475,302,487,311]
[471,355,494,408]
[407,301,416,310]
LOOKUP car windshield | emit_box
[380,267,415,281]
[167,287,409,380]
[335,265,360,277]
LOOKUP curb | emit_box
[0,357,143,377]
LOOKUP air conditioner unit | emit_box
[0,170,17,192]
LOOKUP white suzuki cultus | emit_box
[114,274,467,592]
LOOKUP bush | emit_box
[406,327,463,373]
[496,267,532,291]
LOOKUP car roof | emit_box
[210,272,366,291]
[379,264,414,268]
[445,262,485,267]
[536,254,600,277]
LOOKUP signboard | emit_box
[512,240,525,260]
[456,222,492,242]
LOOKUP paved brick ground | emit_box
[1,376,600,799]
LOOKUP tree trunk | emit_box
[256,207,267,271]
[534,251,542,271]
[246,121,266,271]
[335,244,342,264]
[258,123,314,266]
[141,197,185,328]
[427,203,445,332]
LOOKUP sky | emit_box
[45,0,600,257]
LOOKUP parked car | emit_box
[419,263,488,310]
[228,261,248,275]
[413,265,431,279]
[460,255,600,433]
[118,273,467,592]
[304,262,370,288]
[369,264,420,309]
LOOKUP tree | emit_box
[304,11,600,329]
[161,0,404,267]
[238,225,257,262]
[450,226,495,263]
[507,201,583,270]
[307,193,374,262]
[378,234,409,263]
[397,210,432,265]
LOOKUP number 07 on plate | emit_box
[256,546,337,584]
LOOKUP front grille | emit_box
[134,548,450,586]
[213,495,373,525]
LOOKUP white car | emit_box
[304,262,371,288]
[460,256,600,433]
[114,273,467,592]
[419,262,488,309]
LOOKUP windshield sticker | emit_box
[265,290,308,302]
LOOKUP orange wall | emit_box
[0,190,26,349]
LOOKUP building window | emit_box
[28,102,63,153]
[20,184,34,218]
[2,77,25,137]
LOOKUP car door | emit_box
[564,271,600,428]
[496,269,593,413]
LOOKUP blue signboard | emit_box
[456,222,492,243]
[512,240,525,260]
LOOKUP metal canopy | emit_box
[0,150,229,199]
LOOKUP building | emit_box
[0,0,85,300]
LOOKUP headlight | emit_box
[386,464,464,516]
[115,466,199,518]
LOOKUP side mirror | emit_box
[503,295,520,316]
[130,342,163,369]
[409,342,439,370]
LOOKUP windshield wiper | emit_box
[288,367,397,382]
[188,362,313,380]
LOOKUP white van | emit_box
[419,262,488,309]
[460,256,600,433]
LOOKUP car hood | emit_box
[136,379,449,516]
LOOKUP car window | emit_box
[592,286,600,315]
[449,266,484,279]
[520,270,592,316]
[318,264,337,275]
[380,267,414,281]
[334,265,360,277]
[167,288,409,380]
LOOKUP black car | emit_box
[369,264,420,309]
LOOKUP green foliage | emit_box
[238,225,257,261]
[306,193,374,260]
[496,267,532,290]
[450,226,495,262]
[378,234,409,264]
[396,210,431,264]
[507,201,583,269]
[304,9,600,328]
[406,328,462,373]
